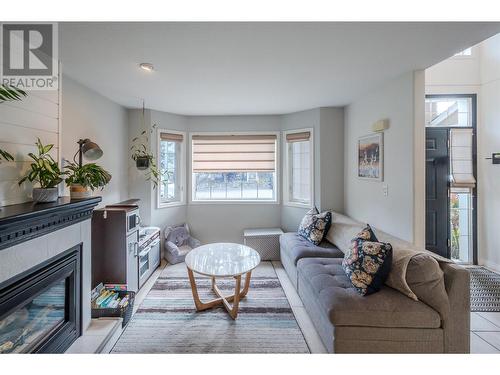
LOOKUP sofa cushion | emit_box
[298,207,332,245]
[280,232,344,266]
[297,257,442,329]
[342,225,393,296]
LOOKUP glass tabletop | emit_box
[185,243,261,277]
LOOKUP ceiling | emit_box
[60,22,500,115]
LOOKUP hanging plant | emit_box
[130,101,161,188]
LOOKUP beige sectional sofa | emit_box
[279,211,470,353]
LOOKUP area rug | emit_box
[466,266,500,312]
[111,262,310,353]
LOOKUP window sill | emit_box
[157,201,186,209]
[189,200,279,205]
[283,201,313,209]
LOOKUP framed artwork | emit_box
[358,133,383,181]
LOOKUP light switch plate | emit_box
[382,184,389,197]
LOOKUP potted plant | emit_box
[0,84,27,103]
[64,162,112,199]
[18,139,63,203]
[131,122,161,188]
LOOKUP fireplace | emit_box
[0,245,81,353]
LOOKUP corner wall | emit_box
[61,76,129,207]
[344,72,423,243]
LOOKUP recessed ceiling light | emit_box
[139,63,154,72]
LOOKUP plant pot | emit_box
[32,187,59,203]
[70,184,92,199]
[136,156,150,170]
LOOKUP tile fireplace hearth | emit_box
[0,197,101,354]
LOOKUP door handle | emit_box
[134,242,139,257]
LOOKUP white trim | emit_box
[282,127,314,208]
[156,128,186,209]
[188,131,280,204]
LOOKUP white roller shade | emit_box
[192,134,277,172]
[450,128,476,188]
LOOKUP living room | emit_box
[1,1,500,373]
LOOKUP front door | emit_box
[425,128,449,258]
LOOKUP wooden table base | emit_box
[187,268,252,319]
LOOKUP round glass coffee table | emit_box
[185,243,261,319]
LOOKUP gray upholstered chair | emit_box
[164,223,201,264]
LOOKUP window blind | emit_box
[286,131,311,143]
[160,132,184,142]
[192,134,277,172]
[450,128,476,189]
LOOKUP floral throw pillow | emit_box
[342,225,393,296]
[298,207,332,245]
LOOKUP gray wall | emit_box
[186,115,282,243]
[126,109,345,243]
[344,72,418,242]
[280,108,344,232]
[62,76,129,207]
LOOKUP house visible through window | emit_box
[284,129,313,206]
[158,130,185,206]
[191,134,277,201]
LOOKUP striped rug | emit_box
[111,262,310,353]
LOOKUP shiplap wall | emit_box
[0,88,61,206]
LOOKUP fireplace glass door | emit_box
[0,246,81,354]
[0,280,66,353]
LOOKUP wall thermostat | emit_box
[493,153,500,164]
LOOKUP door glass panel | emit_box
[425,97,472,127]
[450,188,473,263]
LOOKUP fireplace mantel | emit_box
[0,197,101,251]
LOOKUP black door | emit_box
[425,128,449,258]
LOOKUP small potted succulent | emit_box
[18,139,63,203]
[64,161,112,199]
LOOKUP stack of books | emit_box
[91,283,130,309]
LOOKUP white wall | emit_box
[425,34,500,269]
[478,35,500,270]
[0,89,60,206]
[62,76,128,207]
[345,72,422,242]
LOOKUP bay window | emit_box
[158,130,186,207]
[284,129,313,207]
[191,133,278,202]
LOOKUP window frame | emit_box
[156,128,187,209]
[283,127,314,208]
[189,131,280,205]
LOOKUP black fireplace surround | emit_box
[0,197,101,353]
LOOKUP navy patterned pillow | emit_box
[342,225,393,296]
[298,207,332,245]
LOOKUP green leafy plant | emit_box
[131,123,161,188]
[18,138,63,188]
[0,84,27,103]
[64,162,112,190]
[0,148,14,163]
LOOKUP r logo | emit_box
[2,24,53,76]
